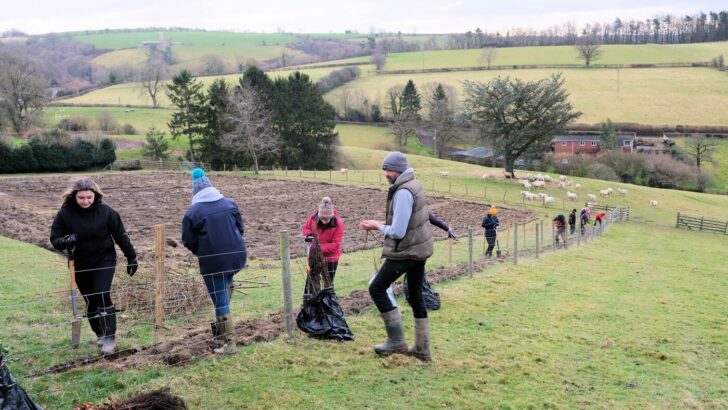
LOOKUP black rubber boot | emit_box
[373,308,408,356]
[87,309,104,346]
[98,305,117,355]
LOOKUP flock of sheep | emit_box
[435,170,658,207]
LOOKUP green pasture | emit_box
[384,41,728,71]
[3,213,726,407]
[326,67,728,126]
[57,66,356,108]
[45,106,173,133]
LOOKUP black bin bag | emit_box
[296,288,355,341]
[1,355,43,410]
[403,275,441,311]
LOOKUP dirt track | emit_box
[0,172,535,263]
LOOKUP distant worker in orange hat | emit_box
[481,205,499,257]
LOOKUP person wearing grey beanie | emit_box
[359,151,434,361]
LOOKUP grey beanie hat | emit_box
[381,151,408,173]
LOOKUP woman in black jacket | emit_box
[481,206,499,257]
[50,177,137,355]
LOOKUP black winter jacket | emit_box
[50,201,136,269]
[481,215,499,238]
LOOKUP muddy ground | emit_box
[0,172,535,263]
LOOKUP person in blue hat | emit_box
[182,168,247,354]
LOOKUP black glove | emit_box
[126,257,138,277]
[304,234,314,243]
[447,228,457,240]
[63,234,77,251]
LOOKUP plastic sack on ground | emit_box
[0,359,44,410]
[296,288,355,341]
[403,275,441,311]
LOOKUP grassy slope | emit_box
[5,220,727,408]
[58,66,360,107]
[326,67,728,126]
[384,41,728,70]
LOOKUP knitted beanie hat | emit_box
[191,168,213,195]
[489,206,497,216]
[318,197,334,219]
[381,151,408,173]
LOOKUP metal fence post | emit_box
[280,230,294,339]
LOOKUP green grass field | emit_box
[326,67,728,126]
[3,213,726,407]
[57,66,360,108]
[45,106,174,133]
[384,41,728,71]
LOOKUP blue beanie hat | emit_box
[381,151,408,173]
[191,168,213,195]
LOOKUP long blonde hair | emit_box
[61,177,104,206]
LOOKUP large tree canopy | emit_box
[462,73,581,176]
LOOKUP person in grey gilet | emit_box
[360,151,434,361]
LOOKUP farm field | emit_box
[45,106,174,133]
[384,41,728,71]
[57,65,365,107]
[1,211,726,407]
[326,67,728,126]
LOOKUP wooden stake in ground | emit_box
[280,230,294,338]
[154,224,166,329]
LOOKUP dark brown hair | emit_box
[61,177,104,206]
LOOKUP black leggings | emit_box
[369,259,427,319]
[485,235,496,255]
[75,261,116,316]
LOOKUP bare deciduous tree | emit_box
[223,84,280,174]
[0,49,47,133]
[201,54,226,75]
[137,57,169,108]
[479,47,497,69]
[684,136,718,171]
[575,36,604,67]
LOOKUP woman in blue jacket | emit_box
[481,206,499,257]
[182,168,247,355]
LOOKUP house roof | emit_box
[554,133,636,143]
[449,147,495,159]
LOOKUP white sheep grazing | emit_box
[559,175,567,182]
[587,194,597,201]
[340,168,348,173]
[534,173,545,181]
[481,173,494,179]
[538,192,548,199]
[527,192,539,201]
[532,180,546,189]
[526,173,534,181]
[599,189,610,197]
[558,181,566,189]
[650,199,658,206]
[567,191,578,201]
[606,188,614,195]
[543,175,553,182]
[544,196,556,204]
[618,188,628,195]
[566,180,574,186]
[439,171,449,177]
[574,183,582,190]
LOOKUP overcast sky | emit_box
[1,0,725,35]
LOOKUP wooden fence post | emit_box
[552,224,556,251]
[448,238,453,264]
[513,223,518,265]
[535,223,540,259]
[468,227,474,278]
[280,230,294,339]
[699,216,705,231]
[154,224,166,329]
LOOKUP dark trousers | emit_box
[569,224,575,235]
[369,259,427,319]
[75,261,115,317]
[485,235,496,256]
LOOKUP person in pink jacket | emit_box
[303,197,344,287]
